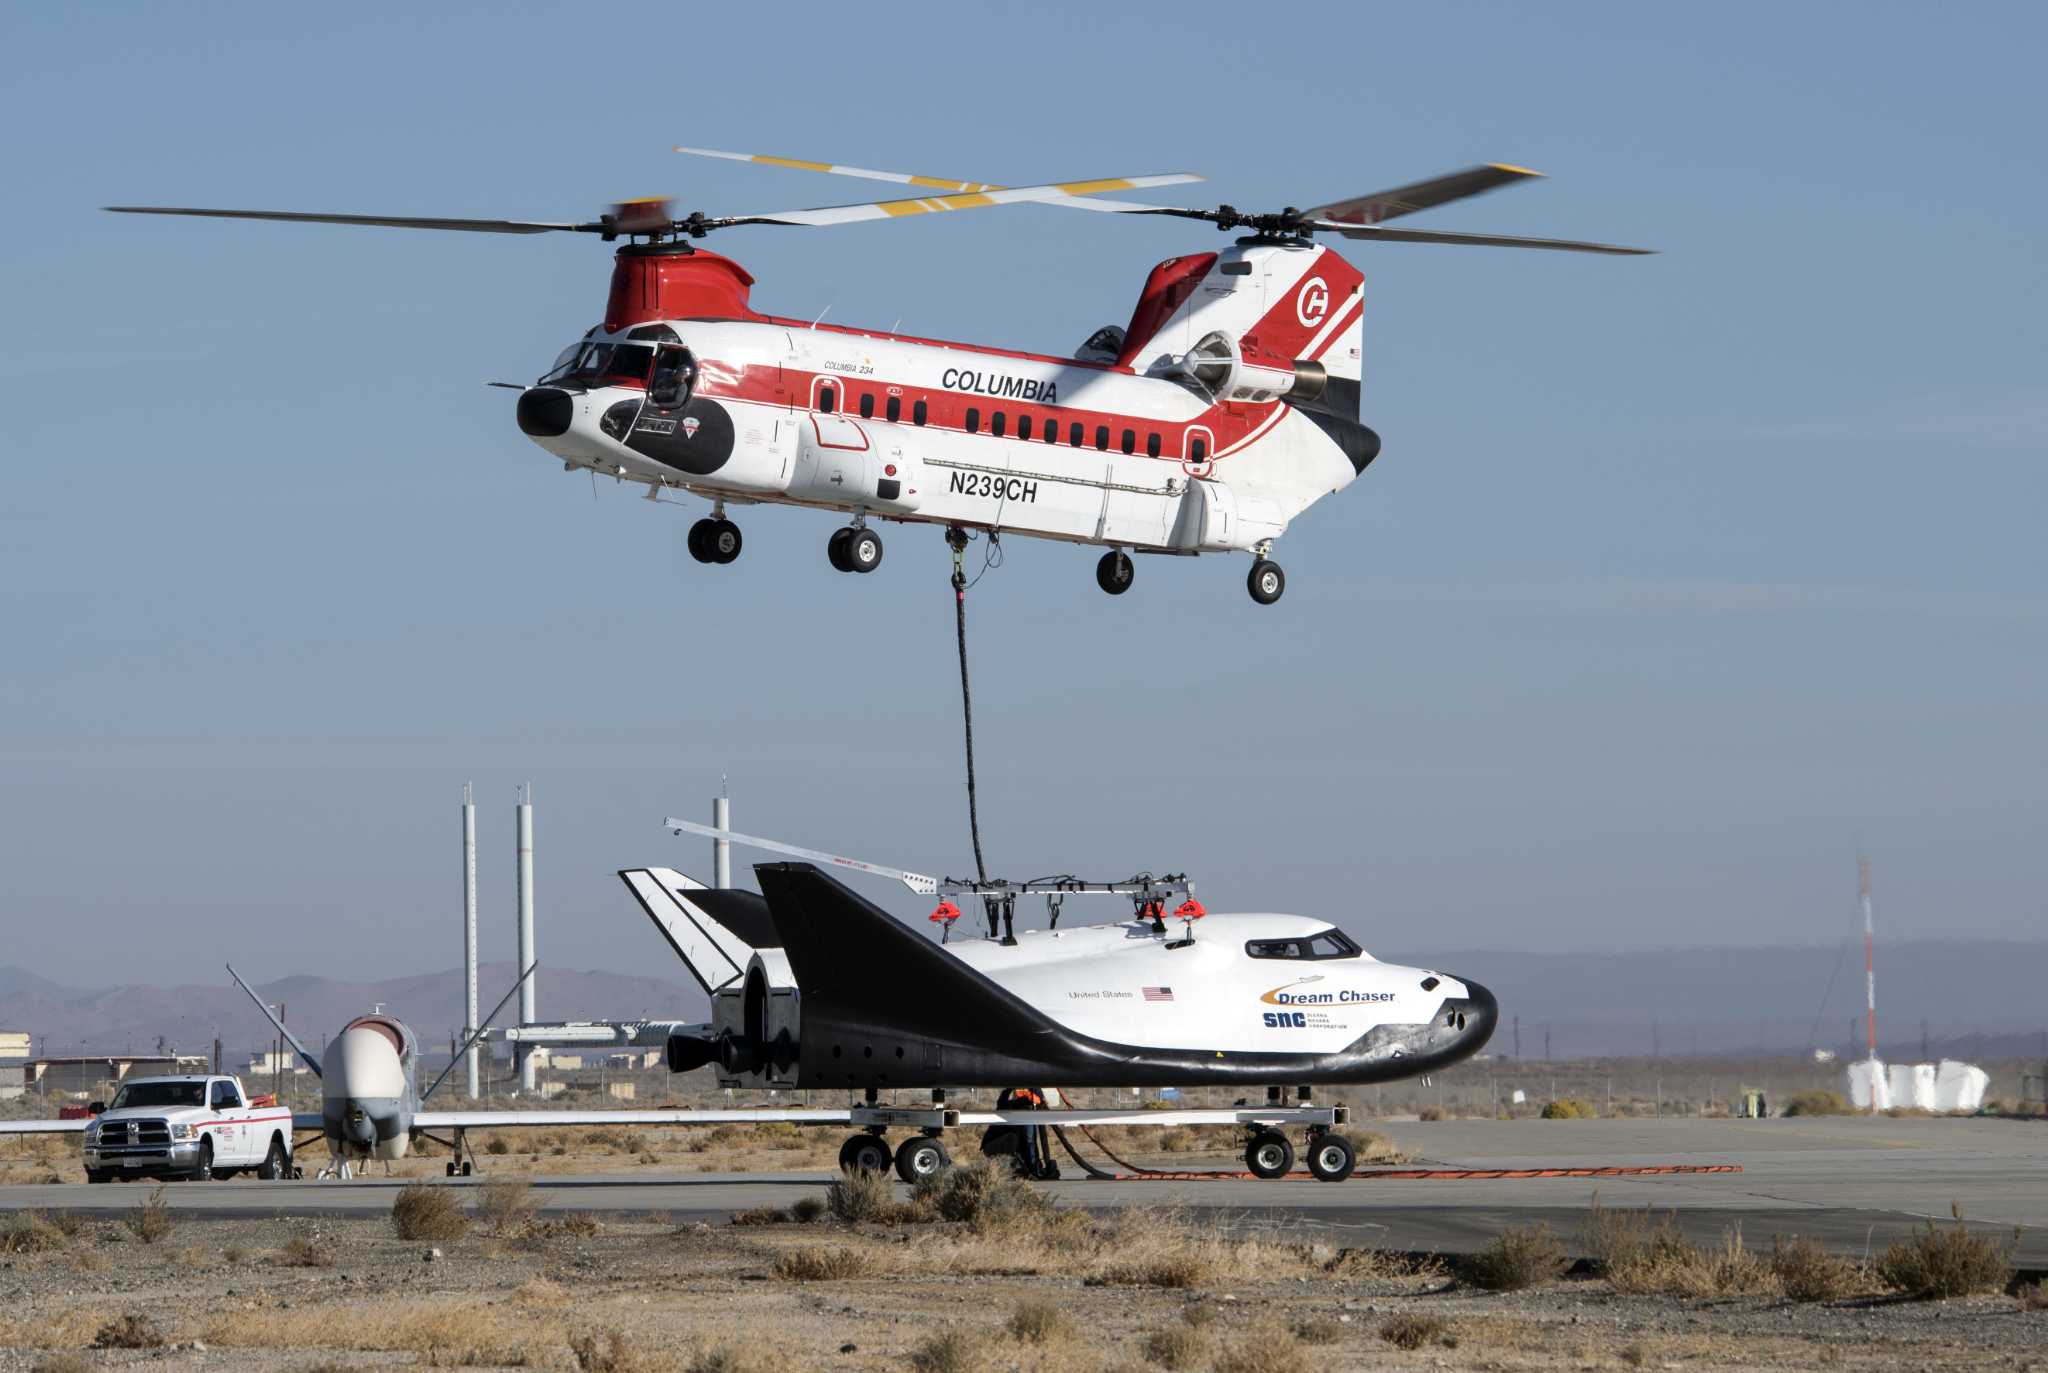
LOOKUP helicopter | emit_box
[107,148,1649,604]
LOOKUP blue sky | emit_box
[2,2,2043,989]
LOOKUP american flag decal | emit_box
[1143,986,1174,1002]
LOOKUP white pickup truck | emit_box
[81,1074,294,1183]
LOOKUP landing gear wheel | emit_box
[1096,550,1134,595]
[460,1160,473,1177]
[827,527,854,572]
[844,527,883,573]
[1244,1129,1294,1179]
[894,1135,950,1183]
[837,1133,891,1174]
[708,519,742,564]
[1307,1132,1357,1183]
[193,1139,214,1183]
[257,1137,287,1181]
[687,518,717,564]
[446,1162,457,1177]
[1247,559,1285,605]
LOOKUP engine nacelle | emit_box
[709,949,800,1089]
[788,414,926,514]
[1178,331,1328,405]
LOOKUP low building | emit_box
[20,1054,210,1099]
[0,1032,31,1061]
[243,1050,312,1078]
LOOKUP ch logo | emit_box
[1296,276,1330,328]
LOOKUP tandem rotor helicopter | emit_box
[109,147,1650,604]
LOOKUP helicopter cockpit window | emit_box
[648,346,697,408]
[541,342,655,388]
[1245,929,1362,961]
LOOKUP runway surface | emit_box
[6,1116,2041,1264]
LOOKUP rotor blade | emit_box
[1302,164,1544,226]
[104,206,593,234]
[676,145,1004,194]
[663,817,939,896]
[420,960,536,1103]
[225,964,323,1080]
[714,173,1203,229]
[1310,221,1654,254]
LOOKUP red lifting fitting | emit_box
[929,900,961,924]
[1176,899,1207,920]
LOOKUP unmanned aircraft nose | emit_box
[516,387,574,438]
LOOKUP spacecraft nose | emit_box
[1457,977,1499,1048]
[516,386,575,438]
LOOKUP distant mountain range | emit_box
[4,938,2044,1063]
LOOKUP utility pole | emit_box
[463,781,479,1100]
[1861,857,1877,1113]
[1512,1015,1521,1060]
[516,782,536,1093]
[1544,1026,1552,1061]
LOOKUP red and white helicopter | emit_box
[110,149,1647,603]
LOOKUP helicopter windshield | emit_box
[541,341,655,388]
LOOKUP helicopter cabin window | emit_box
[886,395,901,422]
[991,411,1007,438]
[1189,435,1208,463]
[1017,415,1033,441]
[817,385,837,414]
[858,392,875,419]
[1120,428,1137,455]
[966,407,981,434]
[541,342,655,388]
[1245,930,1364,961]
[1146,432,1162,459]
[1044,417,1059,444]
[1070,421,1085,447]
[1094,425,1110,451]
[913,399,928,426]
[647,346,696,408]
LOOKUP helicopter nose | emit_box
[516,386,574,438]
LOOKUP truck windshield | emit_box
[109,1081,206,1110]
[541,342,655,388]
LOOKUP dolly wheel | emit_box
[894,1135,950,1183]
[838,1133,891,1174]
[1096,550,1134,595]
[1244,1129,1294,1179]
[1307,1132,1357,1183]
[1247,559,1285,605]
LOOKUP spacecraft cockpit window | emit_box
[1246,929,1362,961]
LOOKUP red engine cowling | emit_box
[604,247,764,332]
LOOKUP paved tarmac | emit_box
[5,1116,2041,1264]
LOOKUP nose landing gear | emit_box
[1247,557,1285,605]
[687,516,742,565]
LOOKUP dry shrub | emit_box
[475,1176,541,1235]
[2017,1280,2048,1311]
[825,1167,896,1223]
[570,1328,673,1373]
[45,1210,86,1239]
[1876,1211,2013,1298]
[1355,1129,1403,1164]
[530,1211,603,1240]
[31,1355,93,1373]
[514,1276,571,1306]
[484,1135,511,1155]
[1588,1201,1778,1298]
[1380,1313,1450,1350]
[1418,1103,1447,1121]
[910,1327,993,1373]
[1292,1315,1343,1345]
[1006,1298,1076,1344]
[1770,1234,1864,1301]
[276,1235,336,1268]
[93,1313,166,1349]
[391,1183,470,1242]
[1213,1319,1302,1373]
[125,1185,175,1244]
[391,1307,531,1367]
[1463,1223,1567,1291]
[686,1346,782,1373]
[914,1157,1051,1230]
[1,1210,69,1254]
[1141,1324,1211,1369]
[1781,1089,1850,1117]
[69,1245,109,1274]
[730,1204,785,1226]
[222,1241,247,1263]
[771,1244,878,1281]
[1541,1097,1594,1119]
[787,1195,825,1223]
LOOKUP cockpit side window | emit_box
[541,342,655,388]
[1246,929,1363,960]
[648,345,697,408]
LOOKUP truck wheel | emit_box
[257,1136,288,1181]
[894,1135,949,1183]
[1307,1132,1357,1183]
[86,1169,110,1184]
[1244,1129,1294,1179]
[193,1139,214,1182]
